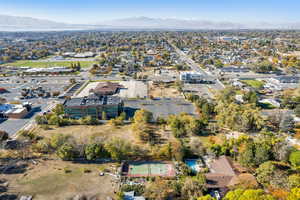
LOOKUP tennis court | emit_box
[124,161,176,177]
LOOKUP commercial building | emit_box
[180,71,205,83]
[220,66,250,73]
[0,103,30,119]
[63,94,123,119]
[271,76,300,84]
[89,82,122,96]
[24,67,73,74]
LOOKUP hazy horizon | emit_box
[0,0,299,24]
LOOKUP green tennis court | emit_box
[126,162,175,177]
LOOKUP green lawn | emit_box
[241,80,265,89]
[1,60,97,68]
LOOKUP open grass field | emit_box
[1,60,97,68]
[4,159,117,200]
[241,79,265,89]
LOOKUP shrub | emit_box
[289,151,300,168]
[32,139,51,154]
[63,167,72,173]
[56,143,76,161]
[0,130,9,141]
[81,167,91,173]
[19,130,38,141]
[50,133,70,149]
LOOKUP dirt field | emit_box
[36,123,169,150]
[3,159,118,200]
[149,83,181,98]
[1,123,174,200]
[37,124,137,143]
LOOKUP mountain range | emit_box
[0,15,300,31]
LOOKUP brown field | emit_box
[149,83,181,98]
[1,123,174,199]
[3,159,118,200]
[36,124,137,143]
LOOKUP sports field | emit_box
[125,162,176,177]
[1,60,97,68]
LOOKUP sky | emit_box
[0,0,299,24]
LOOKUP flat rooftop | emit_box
[64,95,122,107]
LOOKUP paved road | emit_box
[167,40,211,76]
[167,40,225,92]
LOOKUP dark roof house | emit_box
[205,156,257,197]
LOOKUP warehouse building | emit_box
[63,94,123,119]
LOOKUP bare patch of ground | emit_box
[3,159,118,200]
[149,83,181,98]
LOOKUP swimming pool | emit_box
[185,159,200,172]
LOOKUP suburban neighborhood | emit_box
[0,1,300,200]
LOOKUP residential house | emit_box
[205,156,257,199]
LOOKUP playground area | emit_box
[122,161,176,178]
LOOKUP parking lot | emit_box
[0,76,71,136]
[124,98,196,119]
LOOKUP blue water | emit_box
[185,160,199,172]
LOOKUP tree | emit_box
[243,91,258,105]
[280,114,295,133]
[119,112,126,121]
[144,179,175,200]
[32,139,51,154]
[168,115,187,138]
[80,116,99,125]
[85,143,102,161]
[35,115,48,125]
[216,87,236,104]
[272,141,291,162]
[52,104,64,116]
[48,114,63,126]
[156,142,173,160]
[133,122,156,144]
[104,138,133,161]
[256,161,288,189]
[133,109,153,124]
[50,133,69,149]
[181,177,206,200]
[214,59,224,68]
[56,143,76,161]
[288,174,300,189]
[216,103,264,132]
[295,104,300,117]
[197,195,216,200]
[0,130,9,141]
[186,118,206,135]
[189,138,205,156]
[287,188,300,200]
[101,111,107,120]
[289,150,300,168]
[224,189,275,200]
[238,142,255,167]
[254,142,271,166]
[256,161,276,187]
